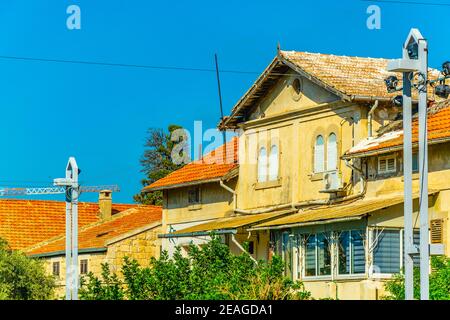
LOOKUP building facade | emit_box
[144,49,449,299]
[0,191,162,298]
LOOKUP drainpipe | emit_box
[219,180,237,210]
[231,234,257,263]
[368,100,379,138]
[344,159,367,198]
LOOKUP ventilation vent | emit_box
[430,219,443,244]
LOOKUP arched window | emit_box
[314,135,325,173]
[268,144,279,181]
[258,147,267,182]
[327,133,337,171]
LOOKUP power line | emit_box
[362,0,450,7]
[0,54,259,75]
[0,53,407,81]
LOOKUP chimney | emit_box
[99,190,112,220]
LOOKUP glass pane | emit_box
[317,233,331,276]
[403,230,421,267]
[352,230,366,274]
[327,133,337,171]
[373,230,400,274]
[412,153,419,172]
[314,136,324,173]
[305,235,316,276]
[282,232,292,279]
[413,230,420,267]
[268,145,279,181]
[338,231,351,274]
[258,147,267,182]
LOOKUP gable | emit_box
[220,50,441,129]
[247,71,340,121]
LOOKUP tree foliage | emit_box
[383,256,450,300]
[0,239,55,300]
[80,236,311,300]
[134,124,185,205]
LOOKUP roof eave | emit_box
[342,136,450,159]
[29,247,107,258]
[143,177,223,192]
[219,56,281,129]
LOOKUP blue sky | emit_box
[0,0,448,203]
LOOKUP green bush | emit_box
[80,236,311,300]
[383,256,450,300]
[0,239,55,300]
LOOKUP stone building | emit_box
[0,191,161,298]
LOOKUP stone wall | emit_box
[40,225,162,299]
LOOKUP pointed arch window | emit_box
[258,147,268,182]
[327,133,337,171]
[314,135,325,173]
[268,144,279,181]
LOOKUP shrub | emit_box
[0,239,55,300]
[383,256,450,300]
[80,236,310,300]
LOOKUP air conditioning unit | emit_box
[320,171,343,193]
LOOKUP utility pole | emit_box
[0,158,120,300]
[54,157,80,300]
[387,28,428,300]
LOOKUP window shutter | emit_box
[305,235,316,276]
[258,147,268,182]
[379,159,387,172]
[387,158,396,172]
[352,231,366,274]
[373,230,401,274]
[378,156,396,173]
[403,230,421,267]
[268,145,279,181]
[314,136,325,173]
[327,133,337,171]
[431,219,443,244]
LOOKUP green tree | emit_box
[134,124,186,205]
[383,256,450,300]
[0,239,55,300]
[79,236,311,300]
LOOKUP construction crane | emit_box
[0,157,120,300]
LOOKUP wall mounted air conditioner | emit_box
[320,170,343,193]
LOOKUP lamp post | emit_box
[54,157,80,300]
[387,28,428,300]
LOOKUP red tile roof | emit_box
[279,50,440,99]
[220,50,442,128]
[0,199,140,250]
[143,137,239,191]
[345,99,450,157]
[27,205,162,256]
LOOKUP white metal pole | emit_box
[72,182,79,300]
[418,39,429,300]
[65,195,72,300]
[403,72,414,300]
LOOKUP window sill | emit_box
[188,204,202,211]
[334,274,368,281]
[302,275,332,282]
[402,172,419,181]
[309,173,324,181]
[255,179,282,190]
[370,273,395,279]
